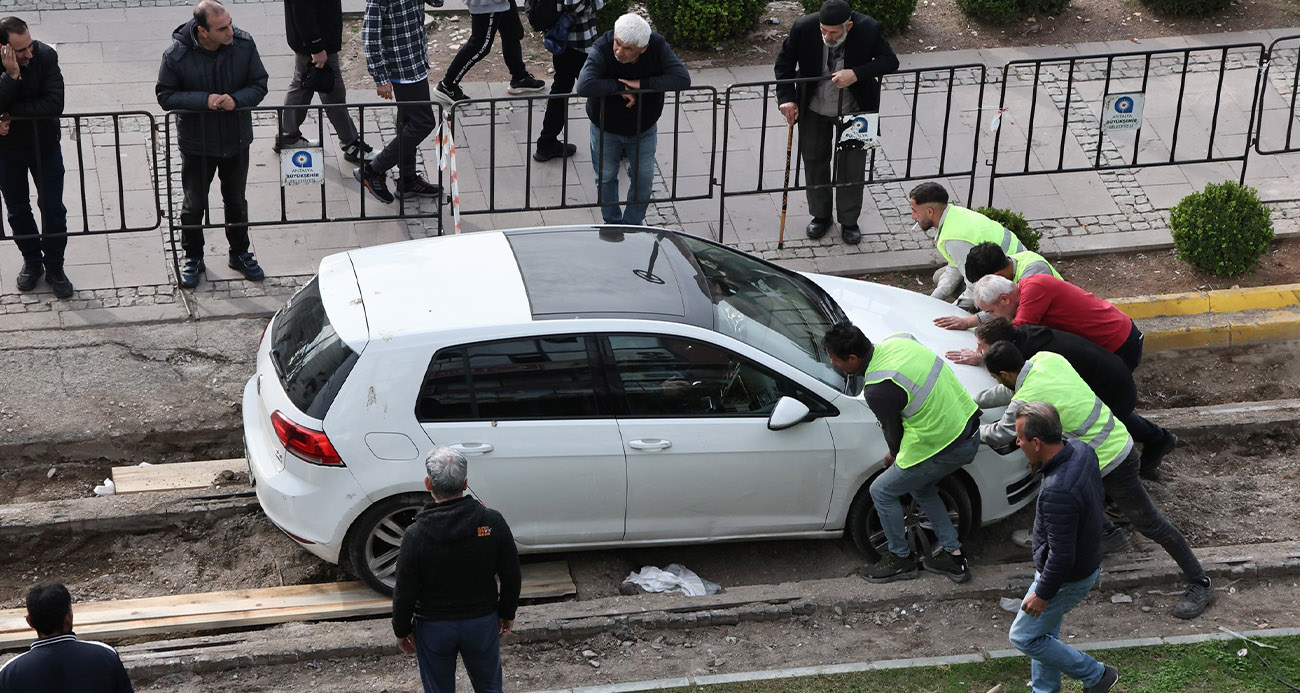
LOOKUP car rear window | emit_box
[270,278,359,419]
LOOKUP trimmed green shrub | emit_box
[1023,0,1069,15]
[977,206,1042,253]
[956,0,1021,24]
[796,0,919,36]
[1170,181,1274,277]
[595,0,633,33]
[1138,0,1231,17]
[645,0,767,50]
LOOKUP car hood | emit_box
[803,273,1002,395]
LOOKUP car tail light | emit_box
[271,410,344,467]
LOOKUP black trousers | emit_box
[180,149,250,259]
[442,3,528,86]
[799,110,866,227]
[1113,322,1144,372]
[0,144,67,268]
[370,80,438,180]
[539,47,588,146]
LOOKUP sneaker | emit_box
[179,257,205,289]
[1173,577,1216,619]
[395,174,442,200]
[1102,526,1132,555]
[342,139,375,164]
[273,135,317,154]
[1141,429,1178,478]
[228,252,265,281]
[1010,528,1032,548]
[858,552,918,584]
[1083,664,1120,693]
[533,141,577,163]
[15,260,43,291]
[45,267,74,299]
[354,164,394,204]
[432,81,469,108]
[921,549,971,584]
[507,73,546,94]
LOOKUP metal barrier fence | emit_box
[1255,34,1300,156]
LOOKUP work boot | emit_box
[1141,429,1178,478]
[806,218,832,240]
[228,252,265,281]
[921,549,971,584]
[45,266,75,299]
[533,141,577,162]
[1083,664,1120,693]
[1101,526,1131,555]
[16,260,43,291]
[354,164,394,204]
[179,257,205,289]
[858,551,918,584]
[1173,576,1215,619]
[841,224,862,245]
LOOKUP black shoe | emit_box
[806,218,832,239]
[15,260,43,291]
[1101,527,1131,555]
[921,549,971,583]
[354,164,394,204]
[533,142,577,162]
[841,224,862,244]
[342,139,375,164]
[1173,577,1215,619]
[273,135,316,154]
[45,267,74,299]
[1083,664,1120,693]
[228,252,265,281]
[859,552,918,583]
[507,73,546,94]
[179,257,205,289]
[1140,429,1178,478]
[395,174,442,199]
[432,81,469,108]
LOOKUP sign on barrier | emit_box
[1101,92,1144,131]
[280,146,324,185]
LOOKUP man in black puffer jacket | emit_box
[1007,402,1120,693]
[393,446,521,693]
[157,0,268,289]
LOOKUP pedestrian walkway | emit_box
[0,1,1296,330]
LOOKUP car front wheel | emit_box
[846,475,974,564]
[346,493,429,596]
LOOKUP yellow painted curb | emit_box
[1141,308,1300,351]
[1114,283,1300,320]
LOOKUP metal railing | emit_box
[1254,34,1300,157]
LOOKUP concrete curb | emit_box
[1115,283,1300,320]
[1138,306,1300,350]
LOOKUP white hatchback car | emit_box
[243,226,1038,594]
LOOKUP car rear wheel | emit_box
[346,493,428,596]
[846,475,973,564]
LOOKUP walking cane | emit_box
[777,119,795,249]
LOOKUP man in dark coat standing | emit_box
[774,0,897,245]
[276,0,373,164]
[157,0,268,289]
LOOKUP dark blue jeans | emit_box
[0,145,67,268]
[414,611,502,693]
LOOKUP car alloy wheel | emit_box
[346,493,428,595]
[846,475,973,563]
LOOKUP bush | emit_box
[1170,182,1274,277]
[976,206,1042,253]
[956,0,1070,23]
[645,0,767,50]
[797,0,919,36]
[1023,0,1069,14]
[595,0,633,33]
[1137,0,1230,17]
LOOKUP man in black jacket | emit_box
[0,17,73,299]
[276,0,373,163]
[1007,402,1119,693]
[0,581,134,692]
[157,0,268,289]
[774,0,897,245]
[576,13,690,226]
[393,446,521,693]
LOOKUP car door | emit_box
[605,333,838,540]
[416,334,627,546]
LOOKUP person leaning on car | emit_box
[393,446,521,693]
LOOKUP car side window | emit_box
[607,335,789,417]
[416,336,600,421]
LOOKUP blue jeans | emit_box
[870,428,978,557]
[589,122,656,225]
[413,612,502,693]
[0,145,67,267]
[1009,569,1105,693]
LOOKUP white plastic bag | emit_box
[624,564,721,597]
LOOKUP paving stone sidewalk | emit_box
[0,2,1297,329]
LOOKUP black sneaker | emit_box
[179,257,205,289]
[16,260,43,291]
[432,81,469,108]
[507,73,546,94]
[1140,429,1178,478]
[922,550,971,583]
[342,139,375,164]
[1101,526,1132,555]
[395,174,442,200]
[354,164,394,204]
[273,135,317,154]
[45,267,74,299]
[1083,664,1120,693]
[533,141,577,162]
[841,224,862,244]
[228,252,265,281]
[859,552,918,583]
[1173,577,1215,619]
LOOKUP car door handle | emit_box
[449,442,495,455]
[627,439,672,451]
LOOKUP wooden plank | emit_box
[112,459,247,494]
[521,561,577,599]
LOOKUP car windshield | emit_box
[678,235,847,391]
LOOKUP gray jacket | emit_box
[157,20,268,158]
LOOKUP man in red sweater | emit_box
[971,274,1143,372]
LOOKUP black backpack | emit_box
[525,0,561,31]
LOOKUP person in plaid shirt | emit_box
[355,0,441,204]
[532,0,605,162]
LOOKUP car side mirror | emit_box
[767,396,811,431]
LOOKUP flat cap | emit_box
[819,0,852,25]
